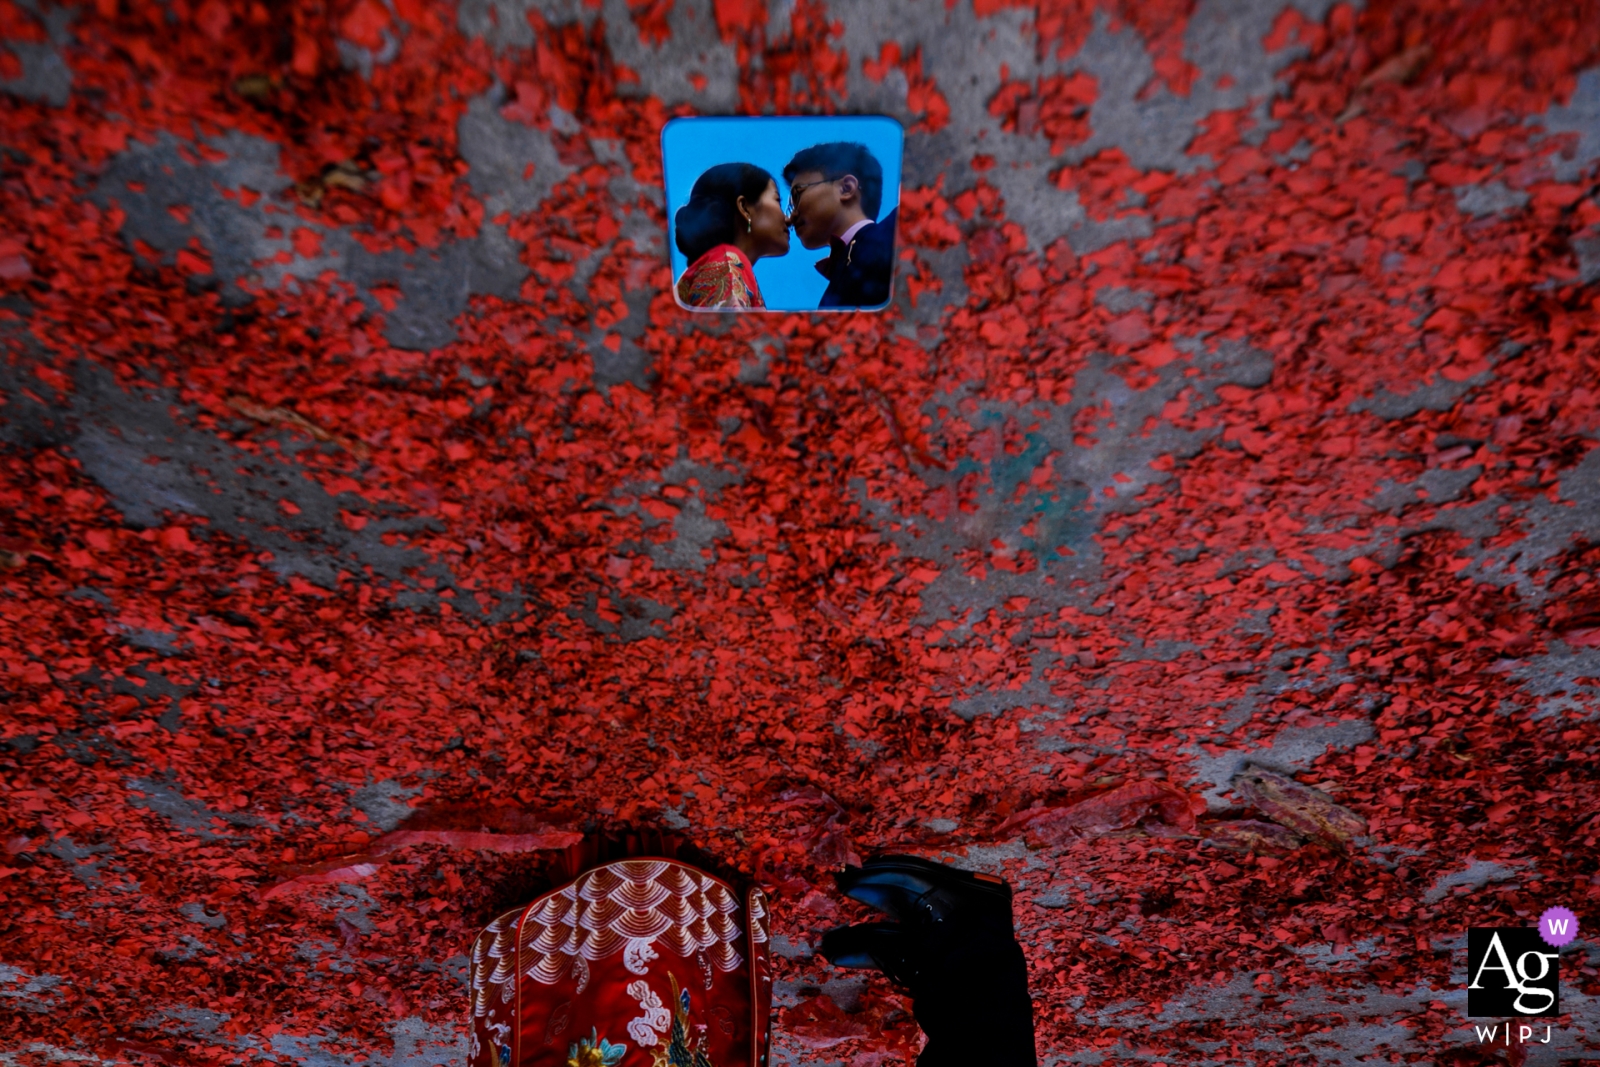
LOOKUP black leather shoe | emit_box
[822,857,1037,1067]
[836,854,1014,929]
[819,922,921,987]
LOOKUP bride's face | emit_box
[742,180,792,259]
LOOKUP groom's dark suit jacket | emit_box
[816,208,898,309]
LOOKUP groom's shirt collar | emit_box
[837,218,873,247]
[816,218,875,279]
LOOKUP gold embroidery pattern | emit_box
[567,1027,627,1067]
[649,973,715,1067]
[676,250,761,309]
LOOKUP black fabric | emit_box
[815,208,898,309]
[820,856,1038,1067]
[906,923,1035,1067]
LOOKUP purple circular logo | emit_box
[1538,906,1579,948]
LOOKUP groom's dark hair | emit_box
[783,142,883,219]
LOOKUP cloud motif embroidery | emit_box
[626,979,671,1047]
[625,937,660,975]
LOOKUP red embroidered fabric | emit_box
[674,245,763,309]
[470,858,772,1067]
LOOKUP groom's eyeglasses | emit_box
[786,176,840,213]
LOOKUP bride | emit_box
[673,162,791,310]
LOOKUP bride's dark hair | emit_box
[674,162,775,264]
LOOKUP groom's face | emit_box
[786,170,846,251]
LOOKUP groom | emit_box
[783,142,898,309]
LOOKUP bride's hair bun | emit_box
[675,162,774,264]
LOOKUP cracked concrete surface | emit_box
[458,0,739,111]
[351,780,424,831]
[97,130,528,348]
[0,352,536,619]
[126,776,262,838]
[838,0,1337,255]
[0,966,64,1016]
[0,0,71,107]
